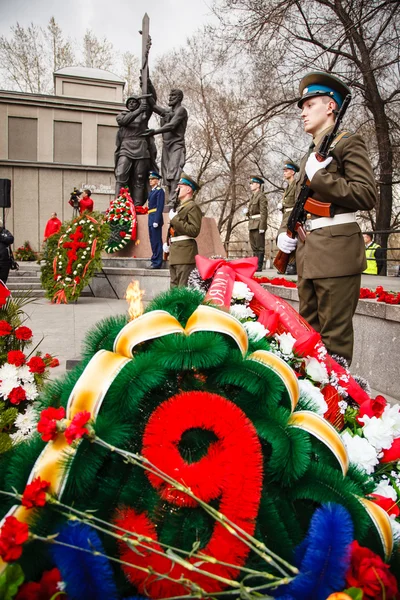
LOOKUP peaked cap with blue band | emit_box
[250,175,264,185]
[283,161,299,173]
[149,171,162,179]
[179,173,200,192]
[298,72,351,108]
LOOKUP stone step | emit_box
[101,257,169,269]
[7,282,43,290]
[11,289,46,298]
[7,276,41,283]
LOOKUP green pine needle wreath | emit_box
[104,189,134,253]
[40,212,110,304]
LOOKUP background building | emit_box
[0,66,124,249]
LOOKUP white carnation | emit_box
[359,414,395,452]
[18,365,34,383]
[381,405,400,438]
[0,379,18,397]
[243,321,268,341]
[10,431,25,445]
[374,479,397,501]
[22,381,39,402]
[341,431,379,475]
[230,304,255,321]
[305,357,329,384]
[298,379,328,416]
[0,363,18,380]
[232,281,254,302]
[275,332,296,356]
[14,405,38,436]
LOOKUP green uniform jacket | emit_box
[279,129,377,279]
[248,191,268,232]
[169,200,203,265]
[282,178,296,211]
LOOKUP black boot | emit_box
[257,253,264,271]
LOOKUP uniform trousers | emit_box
[170,264,195,288]
[149,226,163,268]
[297,273,361,365]
[249,230,265,254]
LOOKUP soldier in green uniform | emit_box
[248,176,268,271]
[168,174,202,287]
[278,72,377,364]
[281,161,299,275]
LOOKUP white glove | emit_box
[277,202,283,210]
[163,242,170,253]
[153,222,158,228]
[169,209,177,220]
[305,152,333,181]
[259,230,265,234]
[242,207,249,215]
[277,232,298,254]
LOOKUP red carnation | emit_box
[74,276,81,284]
[22,477,50,509]
[7,350,26,366]
[0,516,29,562]
[119,231,127,238]
[26,356,46,374]
[49,358,60,368]
[15,567,62,600]
[0,320,12,336]
[293,332,321,357]
[381,438,400,463]
[357,395,387,424]
[65,410,91,445]
[369,494,400,518]
[15,326,33,341]
[37,406,66,442]
[346,540,399,599]
[8,386,27,405]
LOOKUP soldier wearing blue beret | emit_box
[148,171,165,269]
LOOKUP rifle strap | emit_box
[329,131,349,151]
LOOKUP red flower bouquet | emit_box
[0,516,29,562]
[346,540,399,600]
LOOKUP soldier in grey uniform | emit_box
[248,175,268,271]
[278,72,377,364]
[167,174,202,287]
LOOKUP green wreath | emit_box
[104,188,135,253]
[0,287,387,598]
[40,212,110,304]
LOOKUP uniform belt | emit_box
[171,235,195,242]
[148,208,157,213]
[305,212,356,232]
[250,214,261,219]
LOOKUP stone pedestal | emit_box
[108,214,226,259]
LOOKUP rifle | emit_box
[163,188,180,260]
[273,93,352,274]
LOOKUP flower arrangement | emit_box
[104,188,137,253]
[13,242,37,262]
[254,275,297,288]
[360,286,400,304]
[40,212,110,304]
[0,286,59,453]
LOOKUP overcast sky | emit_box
[0,0,216,60]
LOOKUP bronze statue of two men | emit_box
[114,85,188,207]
